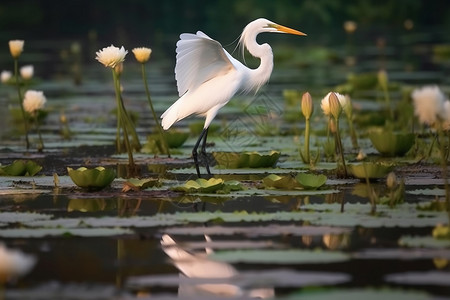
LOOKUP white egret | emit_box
[161,18,306,177]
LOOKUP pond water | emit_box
[0,27,450,300]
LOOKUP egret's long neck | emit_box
[240,31,274,93]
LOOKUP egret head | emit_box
[249,18,306,36]
[239,18,306,58]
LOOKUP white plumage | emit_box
[161,18,305,177]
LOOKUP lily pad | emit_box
[173,178,225,193]
[262,174,298,189]
[213,151,280,168]
[164,130,189,148]
[296,173,327,189]
[0,160,42,176]
[369,130,415,156]
[122,177,160,192]
[287,288,431,300]
[209,249,349,264]
[433,224,450,240]
[67,166,116,190]
[0,227,133,238]
[348,162,394,179]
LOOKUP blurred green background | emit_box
[1,0,449,48]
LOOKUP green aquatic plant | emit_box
[22,90,47,152]
[0,160,42,176]
[369,129,415,157]
[379,171,405,207]
[9,39,30,149]
[122,177,160,192]
[173,178,244,194]
[378,69,394,120]
[296,173,327,190]
[299,92,319,166]
[262,173,327,190]
[67,166,116,190]
[142,130,189,154]
[213,151,280,169]
[329,92,348,177]
[348,162,394,180]
[95,45,140,176]
[132,47,170,157]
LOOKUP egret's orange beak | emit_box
[275,24,307,36]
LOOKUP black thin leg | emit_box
[192,128,208,178]
[200,127,211,175]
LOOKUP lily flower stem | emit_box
[304,117,310,163]
[112,70,135,170]
[14,58,29,149]
[140,64,170,157]
[437,123,449,212]
[346,115,358,148]
[334,118,348,177]
[34,115,44,152]
[383,86,394,120]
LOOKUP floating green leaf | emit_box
[0,160,42,176]
[67,166,116,190]
[262,174,298,189]
[398,235,450,248]
[209,249,349,264]
[433,224,450,240]
[369,130,415,157]
[287,288,431,300]
[348,162,393,179]
[123,177,160,191]
[0,227,133,238]
[213,151,280,168]
[173,178,224,193]
[296,173,327,189]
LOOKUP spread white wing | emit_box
[175,31,235,97]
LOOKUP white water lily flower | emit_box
[95,45,128,68]
[0,243,36,282]
[132,47,152,63]
[9,40,24,58]
[442,100,450,130]
[23,90,47,114]
[20,65,34,80]
[411,85,446,126]
[1,70,12,83]
[321,92,348,116]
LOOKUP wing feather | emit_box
[175,31,235,97]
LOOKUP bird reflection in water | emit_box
[161,234,274,298]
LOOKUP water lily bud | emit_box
[301,92,313,120]
[343,21,357,34]
[329,92,342,120]
[9,40,24,59]
[378,69,388,91]
[132,47,152,64]
[386,172,397,189]
[320,92,331,116]
[20,65,34,80]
